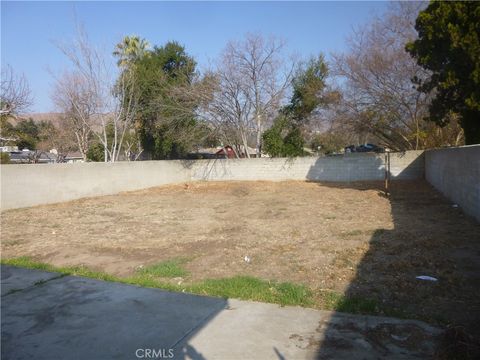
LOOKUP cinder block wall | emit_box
[425,145,480,222]
[0,161,192,210]
[191,151,424,182]
[1,150,424,210]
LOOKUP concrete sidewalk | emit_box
[1,265,442,360]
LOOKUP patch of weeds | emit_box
[381,307,413,321]
[122,276,181,292]
[290,229,301,237]
[188,276,313,307]
[319,290,378,315]
[331,248,359,268]
[1,257,58,272]
[342,229,363,237]
[63,266,118,282]
[324,215,336,220]
[137,258,189,278]
[1,257,117,281]
[4,240,21,247]
[332,256,355,268]
[369,237,386,246]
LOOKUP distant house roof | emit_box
[216,145,257,158]
[8,151,56,164]
[189,145,258,159]
[216,146,237,158]
[66,151,83,159]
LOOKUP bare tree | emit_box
[52,25,139,162]
[209,34,294,157]
[1,65,33,118]
[122,128,143,161]
[108,67,139,162]
[200,67,254,158]
[51,72,94,161]
[37,119,78,162]
[331,2,462,151]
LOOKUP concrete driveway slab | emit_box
[1,265,442,360]
[176,299,442,360]
[1,266,226,360]
[1,265,61,296]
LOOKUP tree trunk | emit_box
[256,116,262,158]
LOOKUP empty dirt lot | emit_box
[2,180,479,331]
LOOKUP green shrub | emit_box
[263,116,305,157]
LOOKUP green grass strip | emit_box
[137,258,189,278]
[2,257,387,316]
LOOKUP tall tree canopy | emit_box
[133,41,200,159]
[113,35,150,67]
[263,55,329,157]
[286,55,329,122]
[406,1,480,145]
[333,2,445,151]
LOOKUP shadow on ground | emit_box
[305,158,480,359]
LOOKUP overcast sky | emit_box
[1,1,389,113]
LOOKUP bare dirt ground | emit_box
[2,180,479,330]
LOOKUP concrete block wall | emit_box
[191,151,424,182]
[425,145,480,222]
[1,150,425,210]
[388,150,425,179]
[190,157,315,181]
[0,160,192,210]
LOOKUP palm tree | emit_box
[113,35,150,67]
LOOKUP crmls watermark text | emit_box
[135,348,174,359]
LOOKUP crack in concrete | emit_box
[1,273,66,297]
[170,301,228,350]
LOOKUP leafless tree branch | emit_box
[1,65,33,118]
